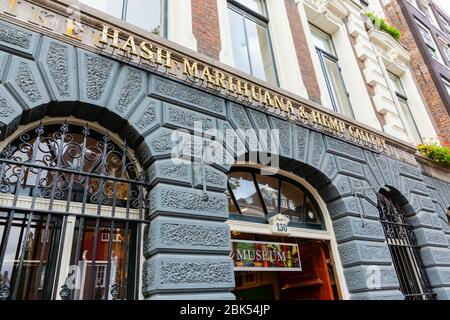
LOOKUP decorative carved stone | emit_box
[15,62,41,103]
[150,76,226,117]
[85,54,114,101]
[114,68,145,114]
[46,42,70,97]
[325,136,365,162]
[163,103,216,131]
[0,97,15,118]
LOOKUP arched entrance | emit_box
[0,122,149,300]
[226,164,347,300]
[377,188,435,300]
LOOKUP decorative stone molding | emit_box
[142,254,235,295]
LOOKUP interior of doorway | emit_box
[232,233,341,300]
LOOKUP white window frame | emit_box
[417,19,445,63]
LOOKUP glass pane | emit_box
[70,219,133,300]
[323,56,353,117]
[234,0,265,15]
[245,18,277,83]
[304,196,321,224]
[0,214,60,300]
[388,72,405,95]
[228,9,252,75]
[255,174,279,215]
[228,172,265,218]
[126,0,162,33]
[310,27,334,54]
[79,0,123,19]
[280,181,305,223]
[226,189,239,214]
[398,98,422,143]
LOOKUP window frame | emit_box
[388,72,423,144]
[417,19,443,63]
[227,167,325,230]
[310,24,355,118]
[80,0,168,37]
[227,0,279,85]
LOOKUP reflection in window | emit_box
[227,169,324,230]
[227,0,278,84]
[228,172,265,218]
[79,0,165,36]
[417,20,442,62]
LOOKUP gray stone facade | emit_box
[0,20,449,300]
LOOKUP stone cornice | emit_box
[368,28,410,65]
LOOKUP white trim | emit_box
[167,0,197,51]
[226,162,350,300]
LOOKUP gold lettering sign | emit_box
[0,0,388,154]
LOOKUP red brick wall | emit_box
[191,0,222,60]
[384,1,450,142]
[284,0,321,104]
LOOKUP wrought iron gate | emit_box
[0,122,150,300]
[377,192,436,300]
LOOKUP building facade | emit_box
[0,0,448,301]
[382,0,450,142]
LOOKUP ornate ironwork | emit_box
[378,192,436,300]
[0,122,149,300]
[0,273,10,300]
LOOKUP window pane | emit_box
[228,172,265,218]
[323,56,353,117]
[79,0,123,19]
[228,9,252,75]
[255,174,279,215]
[304,196,321,224]
[280,181,305,223]
[311,27,334,54]
[398,98,422,143]
[444,79,450,95]
[126,0,162,33]
[388,72,405,95]
[234,0,265,15]
[245,18,276,83]
[226,189,239,214]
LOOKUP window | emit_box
[417,20,443,62]
[439,14,450,35]
[388,72,423,144]
[442,44,450,64]
[378,191,435,300]
[443,78,450,95]
[227,0,278,84]
[227,168,324,230]
[79,0,166,36]
[310,25,354,118]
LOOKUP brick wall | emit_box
[191,0,222,60]
[284,0,321,104]
[384,1,450,143]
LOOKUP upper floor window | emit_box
[388,72,423,144]
[79,0,166,36]
[310,25,354,118]
[443,78,450,95]
[438,14,450,35]
[227,0,278,84]
[441,43,450,64]
[417,20,443,62]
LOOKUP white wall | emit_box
[167,0,197,51]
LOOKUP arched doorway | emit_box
[377,188,435,300]
[0,122,149,300]
[226,164,347,300]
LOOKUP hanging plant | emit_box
[417,141,450,169]
[365,12,401,41]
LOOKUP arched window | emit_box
[0,123,148,300]
[377,190,435,300]
[227,168,324,230]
